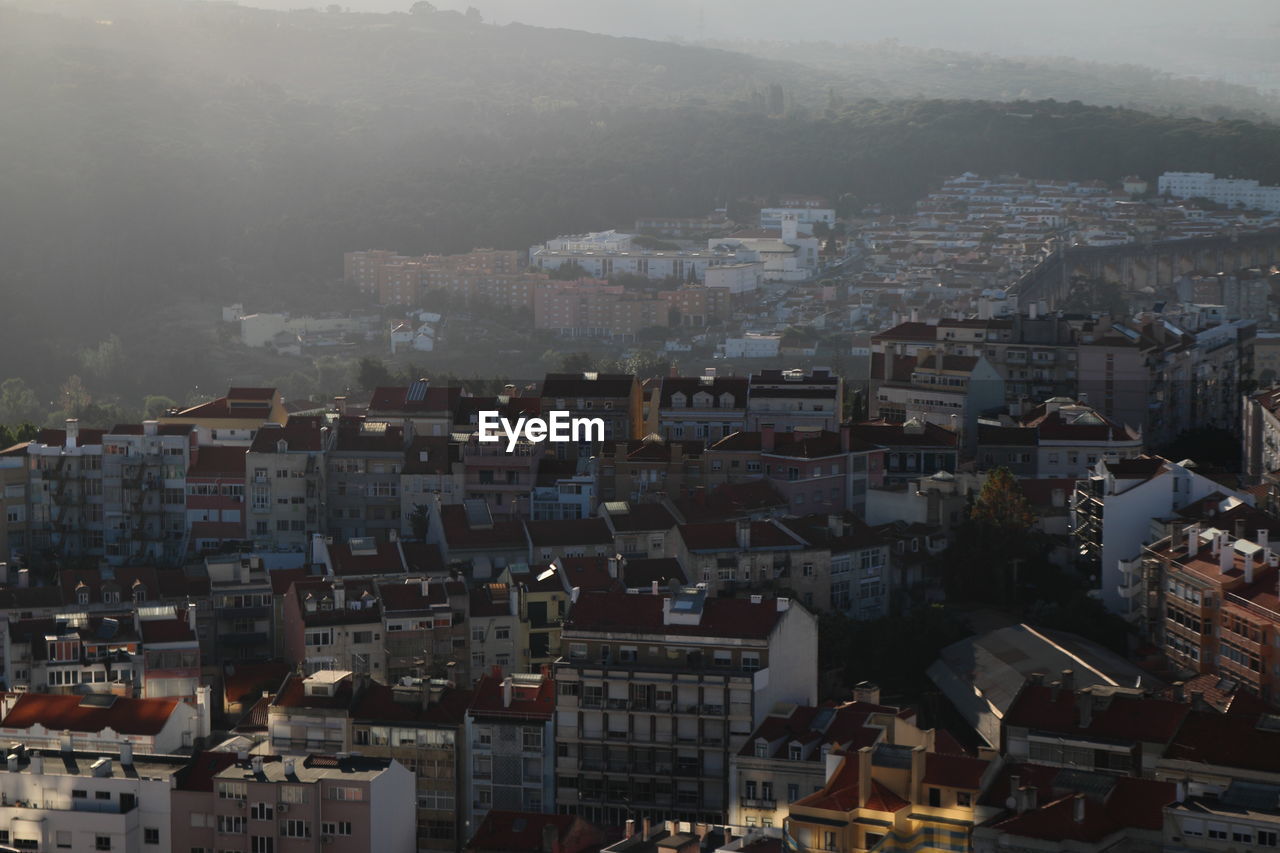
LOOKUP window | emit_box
[251,837,274,853]
[250,803,273,821]
[57,831,73,849]
[789,744,802,760]
[321,822,352,837]
[754,742,768,758]
[280,820,310,839]
[327,786,363,801]
[928,788,941,807]
[523,729,542,751]
[96,837,112,851]
[280,786,306,804]
[788,783,799,802]
[1208,823,1228,840]
[217,816,245,834]
[1258,829,1277,846]
[95,790,112,800]
[495,626,510,640]
[741,653,760,672]
[957,791,972,807]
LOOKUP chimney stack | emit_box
[1076,691,1093,728]
[1073,794,1086,824]
[502,676,513,709]
[120,742,133,766]
[1259,528,1269,548]
[1060,669,1074,691]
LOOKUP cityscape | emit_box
[7,1,1280,852]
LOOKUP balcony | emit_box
[739,797,776,809]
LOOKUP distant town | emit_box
[6,169,1280,853]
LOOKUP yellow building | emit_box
[160,386,289,445]
[786,736,999,852]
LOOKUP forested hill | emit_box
[7,0,1280,400]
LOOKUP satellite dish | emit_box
[1005,796,1018,809]
[536,566,557,582]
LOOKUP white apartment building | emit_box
[0,744,179,853]
[1158,171,1280,212]
[723,334,781,359]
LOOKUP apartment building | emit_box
[27,420,106,563]
[598,437,708,504]
[1243,385,1280,480]
[655,373,749,445]
[554,587,818,826]
[976,397,1143,478]
[779,515,893,619]
[171,750,416,853]
[870,347,1006,452]
[786,736,997,853]
[379,576,469,683]
[458,430,544,518]
[0,690,209,754]
[281,578,386,676]
[186,444,248,553]
[672,519,827,609]
[1139,522,1280,704]
[0,743,180,853]
[246,417,330,552]
[728,686,900,830]
[533,281,671,340]
[1071,456,1249,615]
[468,582,527,677]
[401,436,464,532]
[540,373,644,453]
[0,439,29,563]
[849,419,958,485]
[745,369,843,433]
[206,553,276,663]
[464,668,556,830]
[327,418,407,543]
[159,386,288,446]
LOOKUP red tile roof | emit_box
[1164,706,1280,773]
[1003,685,1188,744]
[326,540,405,576]
[249,417,326,453]
[922,752,989,789]
[2,692,179,736]
[850,420,958,448]
[138,617,197,645]
[678,520,804,552]
[468,671,554,719]
[188,446,247,478]
[525,518,613,548]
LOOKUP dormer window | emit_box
[77,588,90,606]
[693,392,712,408]
[103,590,119,605]
[670,393,687,409]
[719,393,735,408]
[754,741,768,758]
[789,744,802,760]
[132,585,147,603]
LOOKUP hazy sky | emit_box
[247,0,1280,88]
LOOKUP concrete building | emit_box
[159,387,288,447]
[0,690,210,754]
[723,334,781,360]
[1243,385,1280,480]
[26,420,106,563]
[246,417,331,552]
[327,418,407,543]
[0,439,29,563]
[171,750,416,853]
[0,743,181,853]
[655,373,749,445]
[745,369,843,434]
[281,578,386,677]
[464,668,556,831]
[553,587,818,826]
[1071,456,1250,615]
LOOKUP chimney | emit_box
[187,602,198,632]
[1189,690,1206,710]
[1024,786,1038,812]
[1235,518,1247,540]
[642,818,651,839]
[91,757,112,778]
[762,426,775,452]
[1049,680,1061,702]
[1259,528,1270,549]
[736,519,751,550]
[1073,794,1086,824]
[1027,672,1045,687]
[607,556,619,579]
[1060,669,1074,692]
[6,753,16,773]
[284,758,296,777]
[59,732,73,753]
[625,820,635,839]
[420,577,429,597]
[502,677,513,709]
[120,742,133,766]
[1220,544,1233,575]
[1076,691,1093,728]
[1009,774,1021,808]
[777,597,790,612]
[651,580,659,596]
[29,751,43,775]
[17,568,28,589]
[1211,533,1222,558]
[251,756,264,774]
[65,418,79,450]
[840,423,851,452]
[853,681,880,705]
[445,661,457,688]
[509,582,519,617]
[1247,554,1256,585]
[143,419,158,436]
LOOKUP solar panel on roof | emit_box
[96,618,120,641]
[871,743,912,769]
[79,694,118,708]
[811,708,835,732]
[407,380,429,402]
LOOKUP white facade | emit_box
[723,334,781,359]
[0,747,177,853]
[704,262,764,294]
[530,247,737,281]
[759,207,835,232]
[1158,171,1280,212]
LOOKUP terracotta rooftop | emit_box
[2,692,179,736]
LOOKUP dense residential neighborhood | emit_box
[6,171,1280,853]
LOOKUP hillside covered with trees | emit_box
[6,0,1280,418]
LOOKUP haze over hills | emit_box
[240,0,1280,90]
[6,0,1280,414]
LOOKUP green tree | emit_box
[971,466,1036,529]
[0,378,42,425]
[357,357,395,391]
[143,395,178,419]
